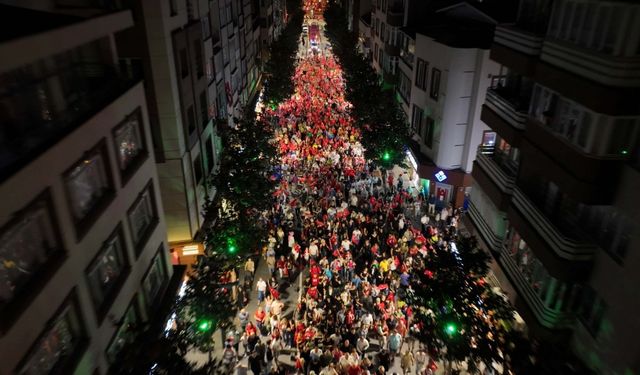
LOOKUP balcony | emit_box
[384,41,400,56]
[467,199,504,255]
[386,5,403,27]
[499,246,576,330]
[509,187,596,266]
[472,146,516,210]
[484,87,528,133]
[0,64,141,183]
[491,26,543,75]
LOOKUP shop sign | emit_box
[405,149,418,171]
[435,170,447,182]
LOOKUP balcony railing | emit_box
[499,246,575,329]
[494,25,544,56]
[541,40,640,87]
[476,146,517,194]
[467,200,504,254]
[511,188,597,261]
[485,88,528,130]
[0,65,141,182]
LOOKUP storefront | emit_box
[169,242,205,269]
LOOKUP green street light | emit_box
[382,151,391,161]
[198,319,213,332]
[227,238,237,254]
[445,322,457,335]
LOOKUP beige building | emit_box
[117,0,283,259]
[0,5,173,375]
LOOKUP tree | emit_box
[323,0,410,168]
[262,0,304,106]
[407,236,519,373]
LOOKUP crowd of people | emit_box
[222,3,467,375]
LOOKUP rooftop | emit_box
[0,5,81,43]
[404,15,495,49]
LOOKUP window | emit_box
[415,58,428,90]
[86,225,128,316]
[113,108,146,180]
[202,16,211,40]
[179,48,189,78]
[127,182,158,253]
[193,155,203,185]
[17,293,85,375]
[411,105,423,132]
[142,247,168,308]
[199,91,209,126]
[378,48,383,66]
[106,299,140,363]
[0,191,63,320]
[397,71,411,103]
[186,105,196,135]
[380,23,386,43]
[205,136,215,173]
[425,116,435,148]
[194,40,204,78]
[169,0,177,16]
[374,43,379,61]
[64,142,113,225]
[430,68,441,100]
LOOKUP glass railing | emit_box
[478,145,519,178]
[0,64,141,182]
[490,86,531,113]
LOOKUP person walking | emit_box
[415,347,428,374]
[400,350,415,375]
[245,257,256,284]
[257,277,267,304]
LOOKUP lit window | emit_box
[18,295,85,375]
[86,226,128,312]
[113,109,145,173]
[127,183,157,251]
[64,144,111,221]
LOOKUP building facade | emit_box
[466,0,640,373]
[116,0,283,261]
[366,0,501,207]
[0,6,173,375]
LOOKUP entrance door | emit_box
[435,183,452,203]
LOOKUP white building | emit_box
[395,3,500,207]
[0,5,173,374]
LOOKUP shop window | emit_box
[17,292,86,374]
[86,225,129,317]
[142,247,168,309]
[0,190,64,326]
[127,181,158,255]
[113,108,147,183]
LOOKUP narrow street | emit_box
[193,1,487,374]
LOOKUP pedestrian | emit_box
[257,277,267,303]
[401,350,415,375]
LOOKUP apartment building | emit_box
[346,0,371,34]
[466,0,640,373]
[0,5,174,374]
[116,0,281,261]
[363,1,511,207]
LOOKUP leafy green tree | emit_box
[324,0,410,168]
[407,236,518,373]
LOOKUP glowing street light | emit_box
[445,322,457,335]
[197,319,213,332]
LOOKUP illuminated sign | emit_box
[405,150,418,171]
[435,170,447,182]
[182,245,200,256]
